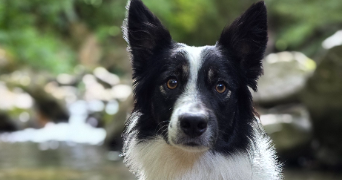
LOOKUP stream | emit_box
[1,141,342,180]
[0,141,134,180]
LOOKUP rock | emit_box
[259,104,312,157]
[93,67,120,87]
[253,52,316,106]
[34,94,69,124]
[322,30,342,49]
[0,112,17,132]
[1,70,70,124]
[301,45,342,166]
[105,94,133,151]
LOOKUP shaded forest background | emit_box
[1,0,341,75]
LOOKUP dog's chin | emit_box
[169,137,211,153]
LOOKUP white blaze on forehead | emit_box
[177,44,206,99]
[184,46,204,93]
[168,45,208,142]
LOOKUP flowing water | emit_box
[0,141,135,180]
[1,141,342,180]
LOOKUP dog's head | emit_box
[124,0,267,153]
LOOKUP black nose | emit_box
[179,114,208,137]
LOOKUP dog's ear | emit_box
[217,1,267,91]
[123,0,172,78]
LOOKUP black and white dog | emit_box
[122,0,282,179]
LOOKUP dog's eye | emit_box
[167,78,178,89]
[215,82,226,93]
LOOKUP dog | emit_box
[122,0,282,179]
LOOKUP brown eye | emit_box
[215,83,226,93]
[167,78,178,89]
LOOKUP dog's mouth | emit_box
[174,138,202,146]
[170,136,211,152]
[184,142,201,147]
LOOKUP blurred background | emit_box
[0,0,342,179]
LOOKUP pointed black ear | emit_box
[123,0,172,78]
[217,1,267,91]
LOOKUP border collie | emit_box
[122,0,282,179]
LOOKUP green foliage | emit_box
[266,0,342,54]
[0,0,341,75]
[4,28,75,74]
[0,0,76,74]
[143,0,218,43]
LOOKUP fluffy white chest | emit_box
[123,115,282,180]
[124,134,281,180]
[127,138,252,180]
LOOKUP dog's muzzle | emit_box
[168,103,214,151]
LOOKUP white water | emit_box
[0,100,110,146]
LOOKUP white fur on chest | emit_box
[123,116,282,180]
[127,138,252,180]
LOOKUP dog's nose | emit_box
[179,115,207,137]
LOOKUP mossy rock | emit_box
[301,45,342,165]
[253,52,316,106]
